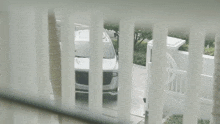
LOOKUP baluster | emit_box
[48,9,62,107]
[211,32,220,123]
[171,77,174,91]
[35,6,51,104]
[35,6,56,124]
[0,8,12,124]
[9,5,39,124]
[60,9,76,110]
[179,73,183,93]
[183,26,205,124]
[148,24,168,124]
[89,11,104,114]
[175,73,178,92]
[167,69,170,90]
[117,18,134,124]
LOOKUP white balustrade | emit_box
[117,18,134,124]
[89,11,104,113]
[145,62,152,123]
[35,6,57,124]
[35,7,52,102]
[0,10,13,124]
[0,11,9,89]
[183,26,205,124]
[9,5,39,124]
[1,2,219,124]
[212,33,220,123]
[60,9,76,110]
[148,24,168,124]
[48,9,62,107]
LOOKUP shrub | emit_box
[204,47,215,56]
[178,43,189,51]
[164,115,210,124]
[112,39,147,66]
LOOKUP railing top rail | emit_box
[167,68,213,78]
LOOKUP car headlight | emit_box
[112,72,118,77]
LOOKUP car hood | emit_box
[74,57,118,71]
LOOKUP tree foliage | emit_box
[105,23,215,56]
[104,23,119,33]
[104,23,152,50]
[133,28,152,48]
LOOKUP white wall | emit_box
[171,51,214,76]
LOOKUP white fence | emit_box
[166,68,213,99]
[147,62,214,121]
[1,1,220,124]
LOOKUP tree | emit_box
[104,23,152,50]
[205,40,215,48]
[133,28,152,49]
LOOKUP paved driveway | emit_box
[75,64,148,123]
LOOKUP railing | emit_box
[1,1,219,124]
[166,68,187,94]
[0,6,135,124]
[166,68,213,99]
[147,62,214,98]
[147,62,214,122]
[148,61,214,98]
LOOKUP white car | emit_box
[70,23,118,95]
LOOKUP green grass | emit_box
[164,115,210,124]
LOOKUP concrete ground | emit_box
[75,64,148,123]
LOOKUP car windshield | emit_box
[74,25,115,59]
